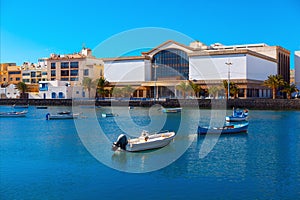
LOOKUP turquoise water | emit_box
[1,106,300,199]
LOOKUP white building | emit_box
[295,51,300,89]
[102,40,289,98]
[38,80,86,99]
[4,84,20,99]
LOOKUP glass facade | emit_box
[151,48,189,80]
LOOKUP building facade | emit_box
[0,63,22,86]
[295,51,300,89]
[103,40,289,99]
[46,47,104,87]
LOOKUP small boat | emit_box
[198,122,249,135]
[112,130,176,152]
[161,107,182,113]
[0,110,28,117]
[128,106,134,110]
[13,104,29,109]
[225,108,249,122]
[101,113,116,118]
[46,112,80,120]
[36,106,48,109]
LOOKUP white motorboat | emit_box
[101,113,117,118]
[112,130,176,152]
[0,110,28,117]
[46,112,80,120]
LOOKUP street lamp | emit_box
[152,64,159,101]
[225,60,232,99]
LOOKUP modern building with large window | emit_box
[103,40,290,99]
[46,47,104,86]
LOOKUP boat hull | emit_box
[0,111,27,117]
[46,113,79,120]
[225,116,247,122]
[162,108,182,113]
[198,123,249,135]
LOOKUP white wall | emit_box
[295,51,300,89]
[189,54,247,80]
[104,59,146,82]
[246,54,277,81]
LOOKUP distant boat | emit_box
[112,130,176,152]
[0,110,28,117]
[101,113,117,118]
[225,108,249,122]
[128,106,134,110]
[46,112,80,120]
[198,122,249,135]
[13,104,29,109]
[36,106,48,109]
[161,107,182,113]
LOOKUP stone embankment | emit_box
[0,98,300,110]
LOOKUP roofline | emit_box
[189,49,277,63]
[102,56,150,62]
[141,40,194,55]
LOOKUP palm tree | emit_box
[176,81,192,99]
[111,87,123,98]
[82,77,93,98]
[231,84,239,99]
[16,82,28,99]
[189,81,202,98]
[281,83,298,99]
[208,86,220,99]
[122,85,135,98]
[96,77,110,98]
[263,75,285,99]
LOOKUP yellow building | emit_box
[0,63,22,86]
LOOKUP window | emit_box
[16,77,21,81]
[70,77,78,81]
[42,72,47,75]
[84,69,89,76]
[51,70,56,76]
[8,71,21,75]
[31,71,36,77]
[100,69,103,76]
[22,72,30,76]
[61,78,69,81]
[152,49,189,80]
[70,62,79,68]
[61,70,69,76]
[61,62,69,69]
[70,70,78,76]
[51,63,56,69]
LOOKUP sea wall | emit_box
[0,98,300,110]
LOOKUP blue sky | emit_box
[1,0,300,68]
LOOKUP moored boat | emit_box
[36,106,48,109]
[198,122,249,135]
[46,112,80,120]
[161,107,182,113]
[112,130,176,152]
[225,108,249,122]
[0,110,28,117]
[13,104,29,109]
[101,113,117,118]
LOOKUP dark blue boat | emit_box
[198,122,249,135]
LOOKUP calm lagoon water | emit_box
[0,106,300,199]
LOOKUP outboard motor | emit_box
[112,134,128,151]
[46,113,50,120]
